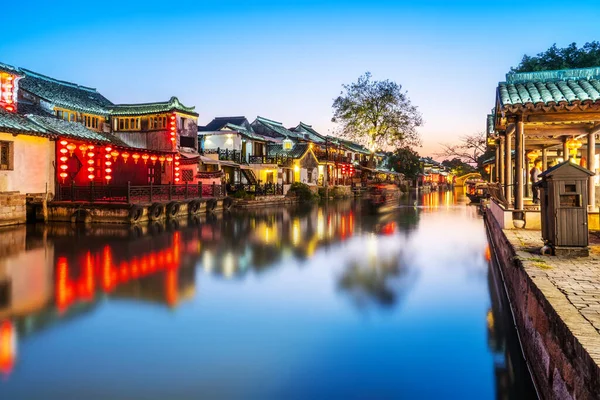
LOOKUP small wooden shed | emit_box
[538,161,594,253]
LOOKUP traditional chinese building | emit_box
[488,67,600,218]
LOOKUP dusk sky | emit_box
[3,0,600,156]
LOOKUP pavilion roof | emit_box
[110,96,198,117]
[18,68,113,116]
[497,67,600,111]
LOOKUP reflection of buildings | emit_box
[487,258,537,399]
[0,225,203,376]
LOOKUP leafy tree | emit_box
[332,72,423,150]
[437,132,486,166]
[511,42,600,72]
[387,147,421,179]
[441,158,475,176]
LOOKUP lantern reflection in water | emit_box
[0,320,16,376]
[54,232,186,313]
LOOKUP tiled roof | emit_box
[223,123,267,141]
[267,142,310,159]
[26,115,111,143]
[18,69,113,116]
[338,138,371,154]
[0,109,49,136]
[290,122,326,144]
[252,117,303,140]
[110,97,198,117]
[199,116,249,132]
[487,113,495,136]
[0,62,21,76]
[497,67,600,110]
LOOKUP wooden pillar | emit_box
[588,132,596,209]
[515,119,524,210]
[542,147,548,171]
[563,138,569,161]
[495,143,500,182]
[499,135,505,185]
[505,129,512,206]
[489,165,494,183]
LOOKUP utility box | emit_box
[537,161,594,256]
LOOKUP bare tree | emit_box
[437,132,487,165]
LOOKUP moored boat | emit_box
[367,184,400,214]
[465,180,490,204]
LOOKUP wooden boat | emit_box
[367,184,400,214]
[465,180,490,204]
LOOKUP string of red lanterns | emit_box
[59,140,69,182]
[174,154,180,183]
[170,113,176,144]
[0,74,15,112]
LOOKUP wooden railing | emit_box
[57,182,227,204]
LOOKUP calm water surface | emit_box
[0,191,536,399]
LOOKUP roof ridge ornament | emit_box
[506,66,600,84]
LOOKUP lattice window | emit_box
[182,169,193,182]
[0,141,13,170]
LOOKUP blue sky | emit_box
[3,0,600,155]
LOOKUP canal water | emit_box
[0,191,536,399]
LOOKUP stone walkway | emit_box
[505,229,600,335]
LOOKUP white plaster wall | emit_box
[0,133,54,194]
[203,133,241,151]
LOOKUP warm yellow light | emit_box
[294,165,300,172]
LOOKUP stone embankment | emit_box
[0,192,26,227]
[485,211,600,400]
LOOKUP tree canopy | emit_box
[441,158,475,176]
[511,42,600,72]
[332,72,423,151]
[387,147,421,179]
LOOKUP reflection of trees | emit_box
[337,236,417,310]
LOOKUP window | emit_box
[0,141,13,170]
[182,169,193,182]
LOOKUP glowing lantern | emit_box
[60,148,68,155]
[150,155,157,164]
[87,152,95,158]
[566,137,582,162]
[166,156,173,163]
[158,156,166,166]
[121,152,130,163]
[174,154,180,161]
[105,146,112,153]
[132,153,140,164]
[59,172,68,181]
[87,167,94,172]
[88,145,94,151]
[142,154,149,164]
[110,150,119,161]
[105,161,112,167]
[66,143,76,156]
[60,156,68,163]
[105,175,112,181]
[87,159,94,165]
[88,174,95,180]
[105,168,112,174]
[79,144,88,155]
[60,140,68,146]
[60,164,68,171]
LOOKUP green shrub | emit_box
[287,182,318,202]
[231,189,255,201]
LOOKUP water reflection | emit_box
[0,191,535,399]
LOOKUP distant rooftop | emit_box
[110,96,197,117]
